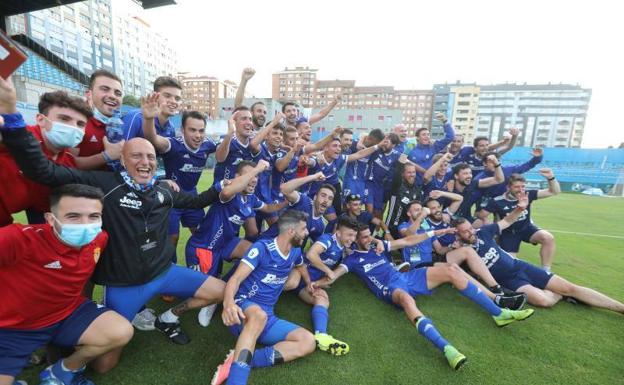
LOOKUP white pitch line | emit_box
[550,229,624,240]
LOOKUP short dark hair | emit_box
[38,91,92,119]
[284,126,298,135]
[336,216,359,232]
[153,76,182,92]
[317,183,336,196]
[424,198,440,208]
[250,101,266,112]
[88,69,122,90]
[416,127,429,137]
[406,199,422,211]
[386,133,400,145]
[340,129,353,138]
[473,136,489,148]
[452,162,471,176]
[508,173,526,185]
[233,105,250,114]
[368,129,385,142]
[236,160,256,174]
[356,222,370,235]
[278,210,307,233]
[450,217,469,227]
[181,110,206,128]
[281,101,296,113]
[49,184,104,209]
[431,153,444,163]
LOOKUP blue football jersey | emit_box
[252,142,278,203]
[469,223,520,276]
[213,135,253,184]
[485,190,538,233]
[236,239,304,307]
[425,217,455,247]
[306,233,347,281]
[307,154,348,195]
[397,221,435,266]
[188,181,265,250]
[162,137,216,192]
[271,147,303,201]
[365,149,401,185]
[260,193,327,243]
[340,241,399,300]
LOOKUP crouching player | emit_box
[212,211,318,385]
[0,185,133,385]
[317,223,535,370]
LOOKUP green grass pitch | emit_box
[15,171,624,385]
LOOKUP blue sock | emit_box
[226,361,251,385]
[311,305,329,334]
[416,317,450,352]
[459,281,502,316]
[251,347,275,368]
[49,359,79,384]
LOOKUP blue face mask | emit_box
[52,216,102,247]
[92,107,111,124]
[45,121,85,149]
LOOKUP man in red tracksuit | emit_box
[0,184,133,385]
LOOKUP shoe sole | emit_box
[210,349,234,385]
[132,323,155,331]
[326,343,349,356]
[452,356,467,370]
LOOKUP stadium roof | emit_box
[1,0,175,19]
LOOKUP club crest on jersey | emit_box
[93,247,101,262]
[248,248,259,259]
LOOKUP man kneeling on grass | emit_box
[315,223,535,370]
[212,210,319,385]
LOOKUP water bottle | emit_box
[106,110,124,143]
[105,110,124,171]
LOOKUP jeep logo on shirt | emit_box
[119,195,142,209]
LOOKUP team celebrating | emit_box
[0,67,622,385]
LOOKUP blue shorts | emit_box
[386,267,433,304]
[103,264,208,320]
[364,181,385,211]
[168,207,205,235]
[228,300,300,346]
[342,179,365,202]
[185,237,242,277]
[499,224,541,253]
[0,300,109,377]
[496,260,554,291]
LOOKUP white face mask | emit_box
[44,120,84,149]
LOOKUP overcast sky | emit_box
[144,0,623,148]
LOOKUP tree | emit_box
[123,95,140,107]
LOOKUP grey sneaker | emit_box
[198,304,218,327]
[132,308,156,331]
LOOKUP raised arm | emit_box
[234,68,255,108]
[496,127,519,156]
[433,113,455,152]
[497,192,529,231]
[389,227,456,251]
[215,112,236,163]
[303,126,342,154]
[275,141,303,172]
[250,112,284,154]
[0,77,93,186]
[398,208,429,238]
[510,147,543,174]
[219,160,269,201]
[424,152,453,184]
[477,154,505,188]
[429,190,464,215]
[141,93,170,153]
[74,137,124,170]
[345,143,378,162]
[309,94,341,125]
[280,171,326,203]
[537,168,560,198]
